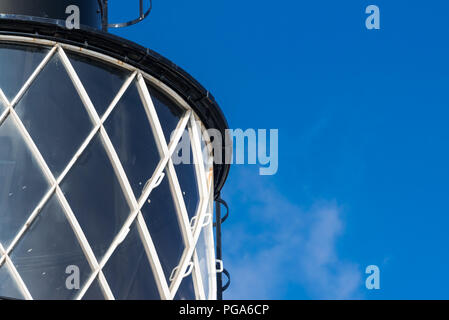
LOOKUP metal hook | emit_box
[216,259,224,273]
[142,172,165,196]
[213,198,229,227]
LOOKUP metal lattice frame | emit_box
[0,35,217,300]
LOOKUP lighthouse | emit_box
[0,0,230,300]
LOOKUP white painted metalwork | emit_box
[0,36,218,300]
[215,260,224,273]
[192,252,206,300]
[0,242,32,299]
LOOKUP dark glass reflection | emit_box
[0,44,49,101]
[0,116,50,248]
[146,82,185,144]
[102,222,160,300]
[15,54,93,177]
[174,274,196,300]
[61,134,130,260]
[0,262,24,299]
[141,169,185,283]
[104,82,160,198]
[82,278,105,300]
[9,195,91,300]
[173,129,200,220]
[68,52,131,117]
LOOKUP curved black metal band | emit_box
[222,269,231,292]
[214,198,229,226]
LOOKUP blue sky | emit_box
[110,1,449,299]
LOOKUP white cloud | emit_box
[222,168,362,299]
[299,205,362,299]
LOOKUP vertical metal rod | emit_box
[215,194,223,300]
[102,0,109,32]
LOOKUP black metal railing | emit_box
[215,195,230,300]
[98,0,153,32]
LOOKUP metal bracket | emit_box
[215,259,224,273]
[142,171,165,201]
[215,260,230,291]
[190,213,212,230]
[169,261,194,282]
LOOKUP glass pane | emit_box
[172,129,200,220]
[0,98,5,111]
[0,44,49,101]
[196,228,212,299]
[104,82,160,198]
[0,116,50,248]
[82,278,105,300]
[141,169,185,283]
[0,262,25,300]
[60,134,130,260]
[15,54,93,178]
[68,52,131,117]
[102,222,160,300]
[146,82,185,144]
[174,274,196,300]
[9,194,92,300]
